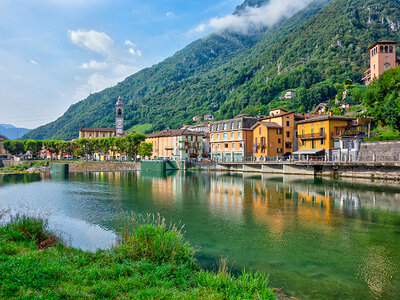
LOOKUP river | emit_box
[0,171,399,299]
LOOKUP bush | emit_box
[116,213,197,267]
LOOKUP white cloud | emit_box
[80,60,108,70]
[189,0,312,35]
[68,29,114,56]
[166,11,174,17]
[30,59,38,65]
[125,40,135,47]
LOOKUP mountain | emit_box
[0,124,31,140]
[24,0,400,140]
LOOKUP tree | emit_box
[5,140,26,156]
[137,142,153,158]
[125,133,146,159]
[24,140,37,156]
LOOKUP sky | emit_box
[0,0,311,129]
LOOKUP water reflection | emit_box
[1,171,400,299]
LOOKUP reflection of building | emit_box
[363,40,399,85]
[146,129,204,160]
[210,115,257,162]
[0,135,10,160]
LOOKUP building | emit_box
[284,90,296,99]
[0,135,10,160]
[314,102,328,114]
[209,114,257,162]
[192,115,202,122]
[187,121,211,156]
[78,96,124,139]
[251,122,283,160]
[294,113,370,161]
[363,40,399,85]
[204,114,214,121]
[146,129,204,160]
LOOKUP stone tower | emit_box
[115,96,124,136]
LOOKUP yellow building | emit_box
[363,40,399,85]
[79,127,115,139]
[251,122,283,159]
[295,114,356,160]
[0,135,10,160]
[210,114,258,162]
[146,128,204,160]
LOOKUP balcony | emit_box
[298,133,326,140]
[332,128,365,137]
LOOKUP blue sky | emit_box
[0,0,244,128]
[0,0,311,129]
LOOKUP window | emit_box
[286,132,290,138]
[211,134,214,140]
[223,133,227,140]
[255,137,258,145]
[286,121,290,126]
[301,140,306,146]
[231,132,234,139]
[302,130,305,136]
[89,134,92,138]
[259,127,261,134]
[225,143,229,149]
[277,128,281,134]
[311,140,316,149]
[277,148,282,153]
[82,133,85,137]
[239,143,243,148]
[302,124,305,128]
[261,137,265,145]
[231,122,234,129]
[238,132,242,139]
[217,133,220,139]
[232,142,235,149]
[321,121,323,126]
[223,123,227,130]
[285,142,291,149]
[210,125,214,131]
[278,138,281,144]
[334,139,340,148]
[320,139,325,145]
[212,144,215,150]
[238,121,241,128]
[191,136,193,141]
[103,134,105,138]
[311,123,314,127]
[342,140,347,149]
[218,143,221,150]
[96,133,99,137]
[216,124,220,131]
[390,46,394,53]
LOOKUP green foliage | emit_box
[0,215,274,299]
[137,142,153,158]
[127,123,153,133]
[2,140,26,156]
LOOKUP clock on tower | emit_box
[115,96,124,136]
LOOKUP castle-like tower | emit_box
[115,96,124,136]
[364,40,399,85]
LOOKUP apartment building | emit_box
[210,114,257,162]
[0,135,10,160]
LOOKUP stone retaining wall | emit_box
[358,141,400,161]
[51,161,140,173]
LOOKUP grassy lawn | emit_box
[127,123,153,134]
[0,214,275,299]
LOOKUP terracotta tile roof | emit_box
[368,40,398,49]
[251,122,282,130]
[146,128,205,138]
[79,127,115,132]
[259,111,295,120]
[296,115,356,125]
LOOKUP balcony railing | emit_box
[332,128,365,137]
[298,133,326,140]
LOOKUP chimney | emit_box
[328,110,333,117]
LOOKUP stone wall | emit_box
[358,141,400,161]
[51,161,140,173]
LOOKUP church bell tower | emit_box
[115,96,124,136]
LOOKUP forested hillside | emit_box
[24,0,400,140]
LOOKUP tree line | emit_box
[2,133,153,160]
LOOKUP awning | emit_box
[293,149,325,155]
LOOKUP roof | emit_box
[251,122,282,130]
[368,40,398,49]
[260,111,295,120]
[0,135,8,141]
[293,149,325,155]
[146,128,205,138]
[79,127,115,132]
[296,115,356,125]
[116,96,124,106]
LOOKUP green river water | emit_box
[0,171,400,299]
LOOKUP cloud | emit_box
[80,60,108,70]
[68,29,114,56]
[30,59,38,65]
[166,12,174,17]
[189,0,312,35]
[125,40,135,47]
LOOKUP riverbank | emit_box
[50,161,140,173]
[0,214,274,299]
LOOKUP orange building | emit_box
[251,122,283,159]
[210,114,258,162]
[363,40,399,85]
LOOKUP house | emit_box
[251,122,283,160]
[314,102,328,114]
[284,90,296,99]
[363,40,399,85]
[187,122,211,155]
[0,135,10,160]
[294,113,371,161]
[204,114,214,120]
[146,129,204,161]
[192,115,202,122]
[209,114,257,162]
[211,102,218,108]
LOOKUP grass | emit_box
[127,123,153,133]
[364,127,400,142]
[0,213,275,299]
[0,161,48,174]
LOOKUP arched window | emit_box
[117,109,122,116]
[389,46,394,53]
[385,45,389,53]
[380,46,384,53]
